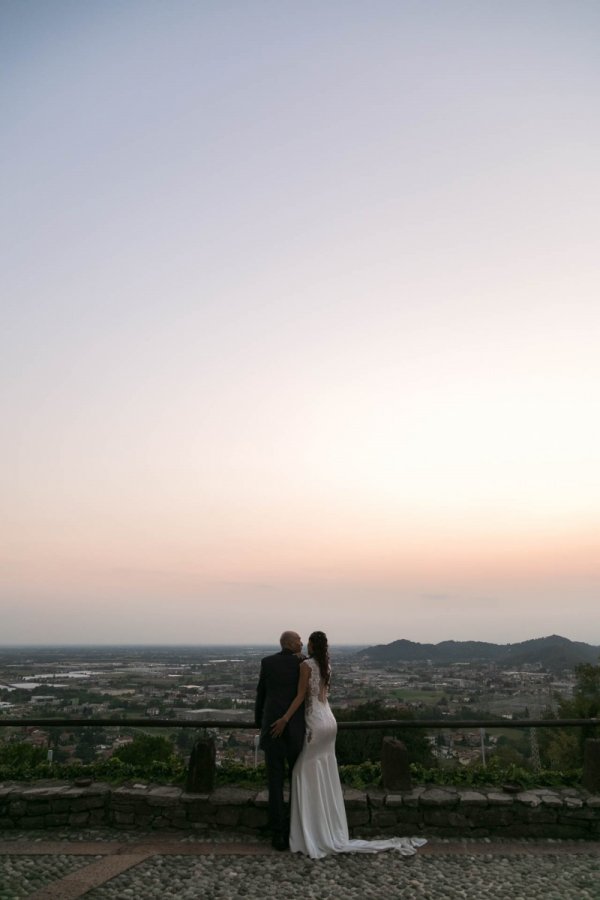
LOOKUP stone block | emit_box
[487,792,514,806]
[134,800,154,814]
[147,787,182,807]
[385,794,403,807]
[522,808,557,824]
[19,816,45,827]
[209,787,255,806]
[351,826,385,837]
[63,788,85,799]
[74,782,110,796]
[393,808,423,825]
[343,789,368,808]
[50,799,72,813]
[185,801,211,822]
[253,790,269,807]
[25,801,51,814]
[8,801,26,816]
[459,791,488,806]
[516,791,542,808]
[391,819,426,835]
[68,812,90,826]
[44,814,69,826]
[399,787,425,808]
[539,792,562,808]
[111,798,136,811]
[112,785,147,800]
[346,808,370,827]
[366,790,386,808]
[0,785,19,799]
[134,815,154,828]
[215,805,241,827]
[370,810,398,828]
[112,810,135,825]
[585,795,600,808]
[468,808,514,828]
[239,807,268,829]
[560,807,596,821]
[0,817,16,829]
[71,796,106,811]
[420,788,458,807]
[23,786,65,799]
[89,809,106,825]
[423,810,469,829]
[564,796,583,809]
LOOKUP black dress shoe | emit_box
[271,833,288,851]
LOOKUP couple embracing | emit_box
[255,629,426,859]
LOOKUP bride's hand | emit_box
[270,717,287,738]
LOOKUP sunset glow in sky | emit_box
[2,1,599,645]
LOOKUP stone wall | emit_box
[1,782,599,839]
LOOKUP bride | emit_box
[270,630,426,859]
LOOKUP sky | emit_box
[2,1,599,647]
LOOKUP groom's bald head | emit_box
[280,631,302,653]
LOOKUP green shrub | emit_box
[113,733,174,765]
[216,762,267,787]
[409,759,582,789]
[0,742,583,791]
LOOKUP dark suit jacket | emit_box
[255,648,305,752]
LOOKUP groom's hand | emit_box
[270,717,287,738]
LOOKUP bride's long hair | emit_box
[309,631,330,689]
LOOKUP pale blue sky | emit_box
[2,1,599,645]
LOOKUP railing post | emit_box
[583,738,600,792]
[186,736,216,793]
[381,736,412,791]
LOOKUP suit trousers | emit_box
[263,731,302,835]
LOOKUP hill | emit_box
[358,634,600,671]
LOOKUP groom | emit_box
[255,630,305,850]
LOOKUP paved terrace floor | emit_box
[0,829,598,900]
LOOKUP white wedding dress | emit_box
[289,657,427,859]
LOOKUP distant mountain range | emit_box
[358,635,600,671]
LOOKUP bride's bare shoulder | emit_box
[301,657,317,676]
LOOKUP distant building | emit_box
[176,708,252,722]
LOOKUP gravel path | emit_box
[0,831,598,900]
[0,854,102,899]
[83,849,600,900]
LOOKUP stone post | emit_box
[381,736,412,791]
[583,738,600,793]
[186,737,216,793]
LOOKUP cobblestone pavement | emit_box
[0,830,599,900]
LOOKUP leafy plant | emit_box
[409,759,582,789]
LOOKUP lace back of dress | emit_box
[308,657,329,704]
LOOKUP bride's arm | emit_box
[270,661,311,737]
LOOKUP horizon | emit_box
[2,2,599,646]
[0,632,597,650]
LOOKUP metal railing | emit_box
[1,716,599,730]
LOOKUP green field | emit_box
[392,688,447,704]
